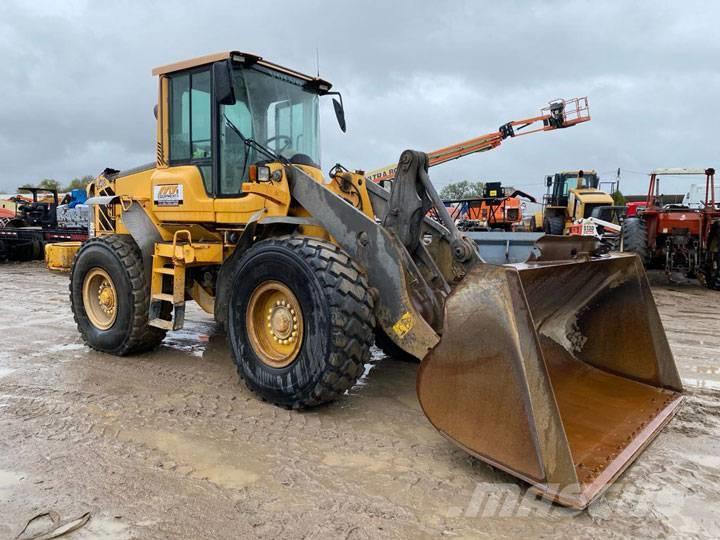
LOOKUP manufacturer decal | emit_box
[153,184,184,206]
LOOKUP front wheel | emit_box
[543,215,564,235]
[70,235,166,355]
[227,235,375,409]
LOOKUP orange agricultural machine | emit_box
[623,168,720,287]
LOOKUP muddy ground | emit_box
[0,262,719,539]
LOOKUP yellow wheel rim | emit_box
[246,281,304,368]
[82,267,118,330]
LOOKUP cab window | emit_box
[220,94,255,194]
[563,177,578,196]
[218,66,320,195]
[169,69,212,191]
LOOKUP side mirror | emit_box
[546,175,553,187]
[212,60,236,105]
[332,97,346,133]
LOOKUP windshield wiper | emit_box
[223,114,289,165]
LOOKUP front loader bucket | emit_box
[417,253,683,508]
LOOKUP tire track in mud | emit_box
[0,363,468,537]
[2,263,720,538]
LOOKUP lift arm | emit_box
[364,97,590,184]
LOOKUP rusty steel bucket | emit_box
[417,252,683,508]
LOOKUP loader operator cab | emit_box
[544,170,612,221]
[160,51,345,197]
[547,170,600,208]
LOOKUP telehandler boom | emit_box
[70,51,682,509]
[364,97,590,184]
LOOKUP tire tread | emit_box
[233,235,375,409]
[622,218,650,263]
[70,235,166,356]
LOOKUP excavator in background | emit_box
[59,52,681,509]
[364,97,591,185]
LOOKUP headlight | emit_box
[249,165,271,182]
[257,166,270,182]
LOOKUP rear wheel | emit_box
[227,235,375,409]
[622,218,650,264]
[70,235,166,355]
[543,215,564,235]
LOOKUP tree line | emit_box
[439,180,485,200]
[20,175,94,193]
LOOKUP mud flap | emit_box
[417,253,683,508]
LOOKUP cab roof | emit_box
[558,169,598,176]
[151,50,333,93]
[650,168,711,176]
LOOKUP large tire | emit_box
[543,215,564,235]
[622,218,650,264]
[704,230,720,290]
[227,235,375,409]
[70,235,166,355]
[11,242,34,262]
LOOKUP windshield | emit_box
[219,66,320,194]
[561,173,598,195]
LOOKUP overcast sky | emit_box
[1,1,718,198]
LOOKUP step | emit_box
[153,267,176,275]
[151,293,176,303]
[149,318,174,330]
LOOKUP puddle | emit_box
[162,319,217,358]
[0,469,25,495]
[0,367,16,379]
[351,361,379,391]
[117,429,266,490]
[322,452,389,472]
[74,515,131,540]
[682,377,720,391]
[46,343,87,353]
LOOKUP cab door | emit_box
[151,68,215,222]
[212,74,266,224]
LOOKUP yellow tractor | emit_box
[541,170,615,234]
[68,51,683,508]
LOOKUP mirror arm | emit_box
[326,91,343,108]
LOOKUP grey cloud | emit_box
[0,0,718,198]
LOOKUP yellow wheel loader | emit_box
[69,51,683,508]
[541,170,615,234]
